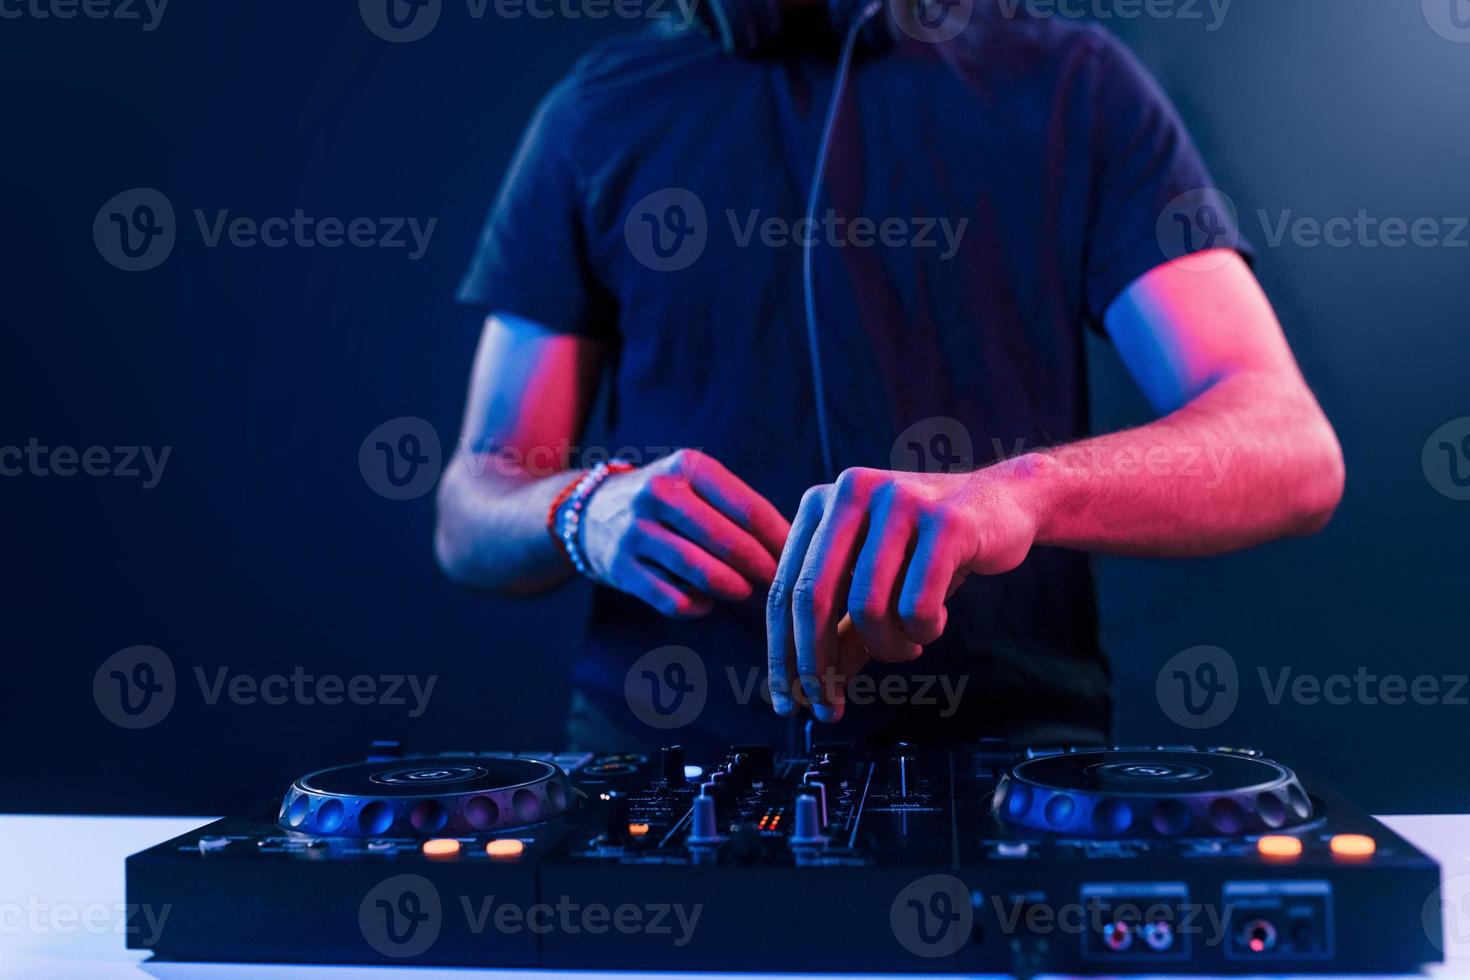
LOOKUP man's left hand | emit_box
[765,460,1044,722]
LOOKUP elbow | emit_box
[433,494,477,588]
[433,516,473,587]
[1285,408,1346,537]
[433,464,488,590]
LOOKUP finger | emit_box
[815,616,871,723]
[766,487,827,717]
[649,479,780,586]
[633,519,753,602]
[667,451,792,560]
[896,516,962,646]
[848,488,923,664]
[792,486,868,724]
[625,558,714,619]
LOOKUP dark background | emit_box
[3,0,1467,815]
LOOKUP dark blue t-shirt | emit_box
[458,8,1243,754]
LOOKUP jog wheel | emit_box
[992,748,1313,838]
[278,756,576,837]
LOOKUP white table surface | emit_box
[3,813,1469,979]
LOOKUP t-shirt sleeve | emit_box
[1081,28,1254,326]
[456,81,615,337]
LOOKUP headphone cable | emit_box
[802,0,882,483]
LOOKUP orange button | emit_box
[486,838,525,859]
[422,838,461,858]
[627,822,651,838]
[1330,834,1376,858]
[1257,835,1303,859]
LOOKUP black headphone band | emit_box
[689,0,892,57]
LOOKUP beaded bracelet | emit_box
[546,460,634,577]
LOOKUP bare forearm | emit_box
[1021,371,1345,558]
[434,454,582,595]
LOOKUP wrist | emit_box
[994,451,1066,546]
[548,461,634,578]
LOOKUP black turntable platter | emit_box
[993,748,1315,838]
[277,756,577,837]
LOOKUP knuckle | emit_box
[833,467,875,500]
[799,484,831,514]
[671,448,704,476]
[848,595,886,632]
[765,578,792,613]
[790,577,825,618]
[682,563,711,593]
[917,505,950,534]
[897,594,933,627]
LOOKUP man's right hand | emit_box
[581,449,791,618]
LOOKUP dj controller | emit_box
[126,741,1443,975]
